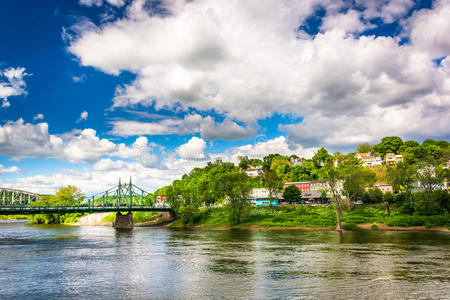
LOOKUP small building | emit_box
[354,153,383,167]
[365,183,393,193]
[245,166,263,177]
[301,190,327,204]
[291,157,305,166]
[255,199,279,207]
[283,182,310,192]
[250,188,271,199]
[309,180,327,191]
[385,153,403,166]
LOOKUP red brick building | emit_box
[283,182,310,192]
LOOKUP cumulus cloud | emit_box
[0,67,30,108]
[0,119,159,163]
[110,113,255,140]
[78,110,88,122]
[67,0,450,149]
[33,113,44,121]
[407,0,450,58]
[176,136,207,159]
[0,164,20,174]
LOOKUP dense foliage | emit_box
[27,185,85,224]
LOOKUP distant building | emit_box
[250,188,271,199]
[254,199,279,207]
[291,157,305,166]
[354,152,383,167]
[245,166,263,177]
[301,190,328,204]
[155,195,167,207]
[283,182,310,192]
[365,183,393,193]
[385,153,403,166]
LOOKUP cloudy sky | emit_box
[0,0,449,194]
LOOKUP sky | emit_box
[0,0,449,195]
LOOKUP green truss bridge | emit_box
[0,180,174,228]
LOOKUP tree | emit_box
[312,147,332,168]
[238,156,250,170]
[263,154,282,171]
[386,162,416,194]
[383,192,395,216]
[322,163,343,231]
[356,142,373,153]
[263,170,282,200]
[373,136,403,157]
[343,168,375,211]
[214,171,252,225]
[55,185,84,206]
[282,185,302,203]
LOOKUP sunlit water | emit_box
[0,221,448,299]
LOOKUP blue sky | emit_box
[0,0,448,194]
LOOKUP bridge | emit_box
[0,179,175,228]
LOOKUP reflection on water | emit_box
[0,222,448,299]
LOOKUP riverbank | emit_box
[168,206,450,232]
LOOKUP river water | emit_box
[0,221,448,299]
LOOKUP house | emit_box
[255,199,279,207]
[283,182,310,192]
[301,190,327,204]
[291,157,305,166]
[385,153,403,166]
[309,180,327,191]
[250,188,271,199]
[155,195,167,207]
[365,183,393,193]
[354,152,383,167]
[245,166,263,177]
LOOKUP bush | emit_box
[342,223,358,230]
[386,215,424,227]
[371,224,378,229]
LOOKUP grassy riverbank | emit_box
[169,205,450,230]
[101,211,160,224]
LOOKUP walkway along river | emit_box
[0,221,448,299]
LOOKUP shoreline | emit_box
[169,223,450,232]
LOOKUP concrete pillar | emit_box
[113,212,133,229]
[158,211,177,221]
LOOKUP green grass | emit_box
[169,205,450,229]
[101,211,159,223]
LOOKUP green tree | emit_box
[322,163,343,231]
[343,168,375,210]
[282,185,302,203]
[312,147,332,168]
[356,142,373,153]
[373,136,404,157]
[214,171,252,225]
[263,170,282,200]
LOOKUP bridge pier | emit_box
[113,212,133,229]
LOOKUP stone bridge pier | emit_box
[114,212,133,229]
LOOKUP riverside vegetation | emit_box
[15,136,450,229]
[155,136,449,230]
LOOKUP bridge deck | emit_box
[0,206,173,215]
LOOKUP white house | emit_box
[245,166,263,177]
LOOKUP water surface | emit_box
[0,222,448,299]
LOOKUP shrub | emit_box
[371,224,378,229]
[342,223,358,230]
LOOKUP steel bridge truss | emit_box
[89,178,151,208]
[0,188,40,206]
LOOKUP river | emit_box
[0,221,448,299]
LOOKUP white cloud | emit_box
[407,0,450,58]
[0,67,30,108]
[72,74,87,83]
[230,136,318,160]
[0,164,20,174]
[110,113,255,140]
[176,136,207,159]
[67,0,450,149]
[321,10,371,33]
[33,113,44,121]
[79,0,125,7]
[78,110,89,122]
[0,119,159,163]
